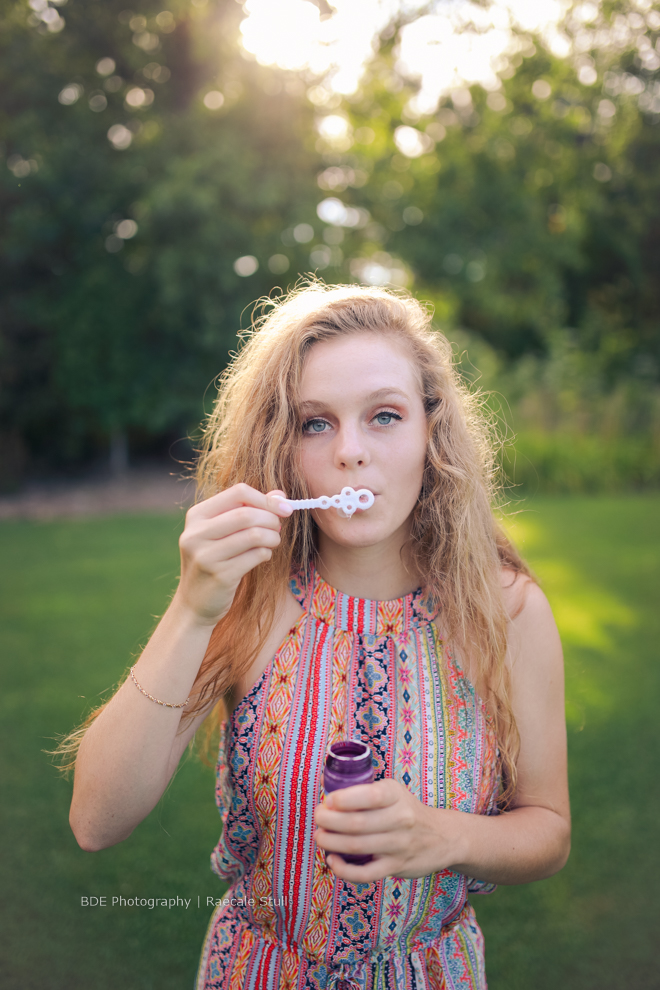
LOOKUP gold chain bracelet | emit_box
[130,666,190,709]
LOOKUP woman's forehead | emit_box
[300,333,421,397]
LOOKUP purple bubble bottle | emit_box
[323,739,374,865]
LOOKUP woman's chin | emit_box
[321,516,400,549]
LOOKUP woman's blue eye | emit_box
[304,419,328,433]
[374,411,400,426]
[304,412,400,432]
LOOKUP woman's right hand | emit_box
[174,483,293,626]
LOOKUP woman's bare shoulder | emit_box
[436,569,550,702]
[169,585,304,765]
[500,566,540,621]
[502,570,561,679]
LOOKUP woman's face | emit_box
[298,332,428,551]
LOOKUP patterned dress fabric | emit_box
[196,567,500,990]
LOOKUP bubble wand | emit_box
[283,486,375,519]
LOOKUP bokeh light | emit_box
[593,162,612,182]
[532,79,553,99]
[234,255,259,276]
[104,75,124,93]
[105,234,123,253]
[292,223,314,243]
[349,252,409,287]
[393,125,434,158]
[107,124,133,150]
[28,0,65,34]
[316,198,368,228]
[268,254,290,274]
[125,87,154,108]
[203,90,225,110]
[7,155,37,178]
[88,92,107,112]
[114,219,138,239]
[402,206,423,226]
[58,84,82,106]
[155,10,175,32]
[95,57,116,76]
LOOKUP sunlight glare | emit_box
[239,0,575,103]
[397,0,573,114]
[240,0,405,92]
[240,0,321,71]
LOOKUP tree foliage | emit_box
[0,0,320,478]
[1,0,659,485]
[323,3,660,384]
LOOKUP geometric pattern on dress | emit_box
[303,626,352,961]
[276,618,333,950]
[252,620,304,938]
[197,566,500,990]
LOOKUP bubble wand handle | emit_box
[283,487,375,518]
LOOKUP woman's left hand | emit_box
[314,779,460,881]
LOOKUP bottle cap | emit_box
[326,739,372,774]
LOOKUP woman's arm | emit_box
[440,578,570,884]
[314,579,571,884]
[69,485,292,853]
[70,603,216,853]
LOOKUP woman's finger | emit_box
[314,805,399,835]
[192,527,281,568]
[314,826,398,858]
[186,506,285,543]
[209,545,277,585]
[188,483,292,521]
[325,853,392,884]
[324,779,401,812]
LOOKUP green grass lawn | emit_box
[1,498,658,989]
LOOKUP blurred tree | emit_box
[312,0,660,389]
[0,0,320,483]
[1,0,659,487]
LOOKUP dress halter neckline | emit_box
[290,565,438,637]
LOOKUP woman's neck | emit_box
[314,525,421,602]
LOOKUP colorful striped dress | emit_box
[197,566,500,990]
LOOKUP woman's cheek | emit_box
[299,443,326,487]
[391,438,426,499]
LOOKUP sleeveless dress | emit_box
[196,567,500,990]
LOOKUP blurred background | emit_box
[1,0,659,494]
[1,1,659,988]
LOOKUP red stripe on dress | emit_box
[284,622,328,942]
[254,938,275,990]
[294,627,325,939]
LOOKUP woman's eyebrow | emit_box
[298,388,411,414]
[298,400,329,415]
[365,388,410,403]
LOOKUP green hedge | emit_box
[503,431,660,495]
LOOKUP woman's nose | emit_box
[333,424,370,470]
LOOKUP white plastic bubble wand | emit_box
[283,486,375,519]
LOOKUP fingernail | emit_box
[278,501,293,516]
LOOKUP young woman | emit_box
[66,283,570,990]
